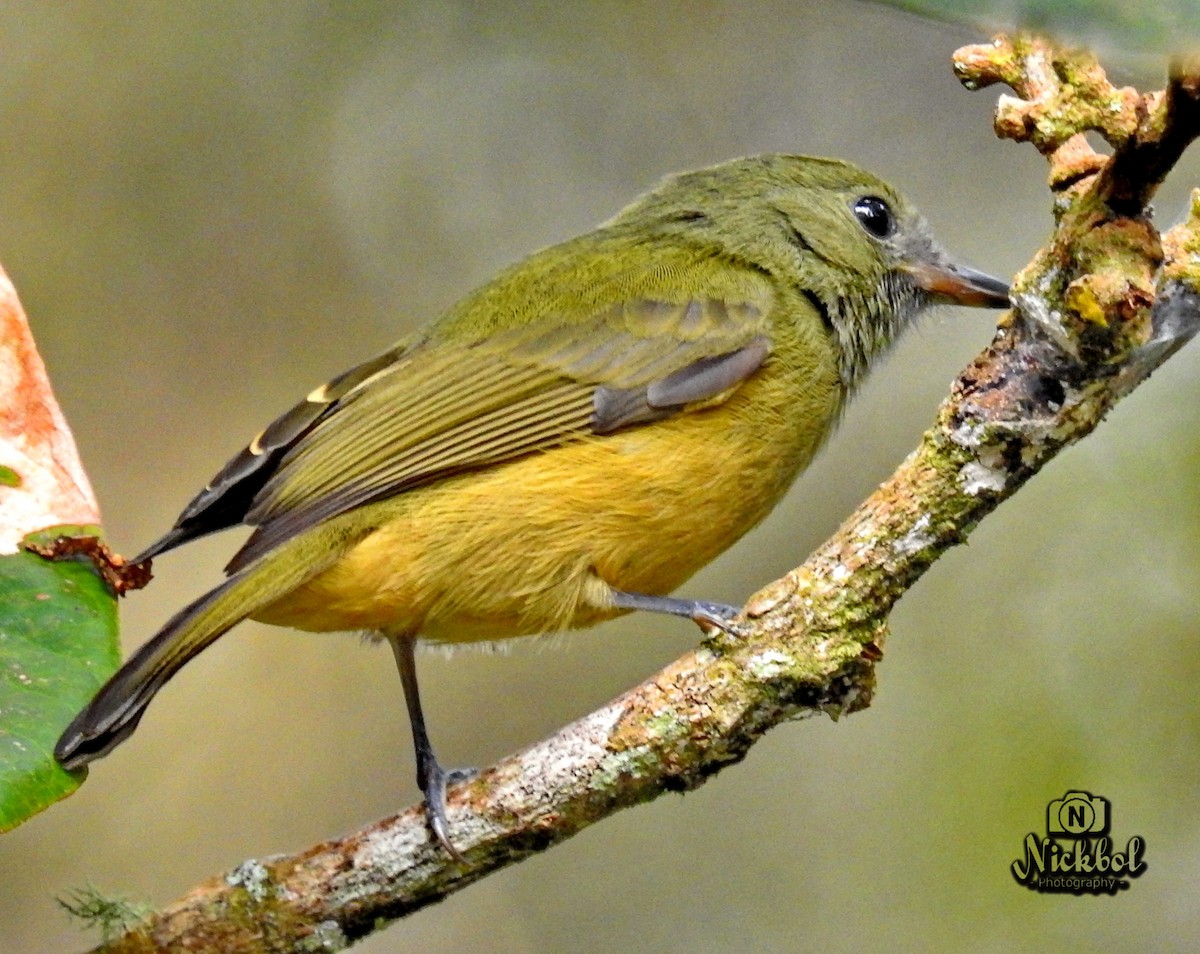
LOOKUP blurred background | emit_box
[2,2,1199,951]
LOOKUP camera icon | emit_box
[1047,791,1110,836]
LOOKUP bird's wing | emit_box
[133,342,411,563]
[146,250,778,573]
[224,290,773,571]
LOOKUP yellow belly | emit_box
[253,362,840,643]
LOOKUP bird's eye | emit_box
[853,195,895,239]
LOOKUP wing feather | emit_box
[250,355,557,521]
[223,291,773,571]
[151,250,781,574]
[228,376,593,570]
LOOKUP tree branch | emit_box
[89,34,1200,954]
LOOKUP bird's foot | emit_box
[420,762,477,863]
[687,600,747,636]
[608,590,748,638]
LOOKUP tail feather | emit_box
[55,533,346,770]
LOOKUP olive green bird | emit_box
[56,154,1008,855]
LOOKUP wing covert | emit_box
[223,273,777,571]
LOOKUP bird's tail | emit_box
[55,532,346,770]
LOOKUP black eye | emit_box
[853,195,895,239]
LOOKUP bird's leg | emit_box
[608,589,745,636]
[387,633,469,862]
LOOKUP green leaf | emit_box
[880,0,1200,60]
[0,547,119,831]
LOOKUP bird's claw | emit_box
[421,762,475,863]
[691,601,749,638]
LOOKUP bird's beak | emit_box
[904,260,1010,308]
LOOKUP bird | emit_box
[55,153,1009,857]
